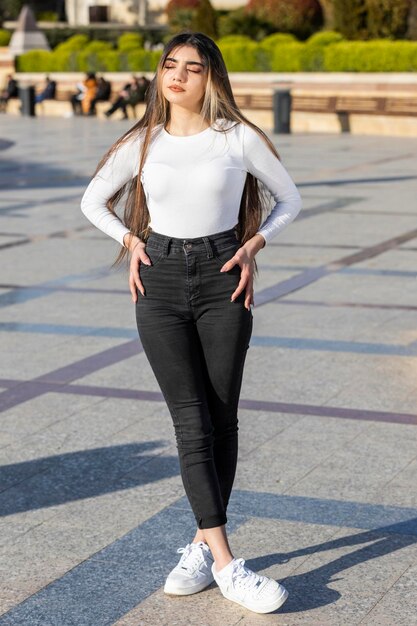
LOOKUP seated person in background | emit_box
[81,72,98,116]
[126,75,150,117]
[35,76,57,103]
[70,82,85,115]
[104,76,135,119]
[88,76,111,116]
[0,74,19,112]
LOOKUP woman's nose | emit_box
[173,64,187,82]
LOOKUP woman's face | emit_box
[161,45,208,112]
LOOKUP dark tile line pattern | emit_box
[2,284,417,310]
[0,195,359,251]
[255,226,417,307]
[0,265,113,308]
[251,334,417,357]
[298,174,417,187]
[275,298,417,312]
[3,322,417,358]
[295,196,365,220]
[0,377,415,426]
[0,340,142,413]
[0,225,94,251]
[309,151,417,175]
[0,490,416,625]
[267,242,363,249]
[1,227,417,411]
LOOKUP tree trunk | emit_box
[407,0,417,39]
[319,0,335,29]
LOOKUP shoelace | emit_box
[231,558,265,592]
[176,543,206,573]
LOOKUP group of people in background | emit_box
[0,74,57,112]
[0,72,150,119]
[70,72,150,118]
[0,74,18,112]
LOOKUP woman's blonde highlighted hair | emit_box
[94,31,281,266]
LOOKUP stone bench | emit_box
[5,98,146,120]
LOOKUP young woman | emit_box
[81,31,301,615]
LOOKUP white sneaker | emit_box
[212,557,288,614]
[164,541,214,596]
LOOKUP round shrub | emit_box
[261,33,298,48]
[83,41,113,53]
[16,50,54,72]
[55,34,89,52]
[118,32,144,51]
[245,0,323,40]
[51,50,79,72]
[126,49,161,72]
[300,31,344,71]
[77,48,119,72]
[0,29,11,46]
[216,35,254,45]
[306,31,344,46]
[218,41,270,71]
[270,43,303,71]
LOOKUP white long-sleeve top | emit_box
[80,119,302,246]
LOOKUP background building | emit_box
[65,0,244,27]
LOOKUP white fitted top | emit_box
[80,119,302,246]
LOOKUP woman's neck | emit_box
[166,107,209,137]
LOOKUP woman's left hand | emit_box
[220,234,265,311]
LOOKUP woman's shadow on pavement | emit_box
[245,518,417,613]
[0,440,179,517]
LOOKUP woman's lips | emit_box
[169,86,185,92]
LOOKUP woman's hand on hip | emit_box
[220,234,265,311]
[124,233,151,302]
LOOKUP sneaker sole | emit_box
[164,575,214,596]
[218,585,288,614]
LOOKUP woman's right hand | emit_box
[124,233,151,302]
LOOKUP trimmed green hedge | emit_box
[323,41,417,72]
[16,49,161,72]
[15,33,417,72]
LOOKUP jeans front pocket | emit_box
[212,243,241,267]
[140,245,165,271]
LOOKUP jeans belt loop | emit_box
[202,236,213,259]
[163,236,171,257]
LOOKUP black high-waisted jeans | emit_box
[135,228,253,529]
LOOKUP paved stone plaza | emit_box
[0,117,416,625]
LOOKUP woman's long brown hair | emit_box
[93,31,281,267]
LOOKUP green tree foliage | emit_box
[333,0,367,39]
[191,0,217,38]
[217,8,274,40]
[366,0,410,39]
[245,0,323,40]
[166,0,218,36]
[166,0,201,32]
[333,0,411,40]
[0,0,25,23]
